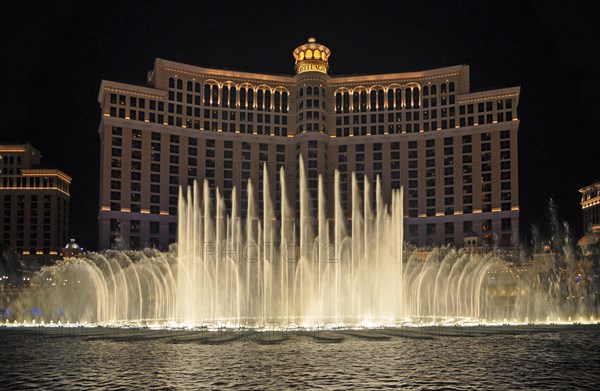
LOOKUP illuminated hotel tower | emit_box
[0,143,71,256]
[97,38,520,250]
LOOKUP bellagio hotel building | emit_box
[97,38,520,250]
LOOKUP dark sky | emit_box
[3,0,598,250]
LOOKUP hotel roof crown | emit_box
[293,37,331,75]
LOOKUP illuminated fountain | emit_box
[1,160,595,327]
[175,160,405,326]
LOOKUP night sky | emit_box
[4,0,598,251]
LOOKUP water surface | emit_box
[1,325,598,390]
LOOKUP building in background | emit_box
[96,38,520,250]
[0,143,71,259]
[580,181,600,233]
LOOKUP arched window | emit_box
[449,82,455,93]
[299,88,303,97]
[430,84,437,95]
[360,91,367,112]
[204,84,211,105]
[169,77,175,88]
[257,89,264,111]
[335,92,342,114]
[230,87,236,108]
[405,88,412,108]
[370,90,377,111]
[240,87,249,109]
[194,82,201,93]
[274,91,281,112]
[177,79,183,89]
[265,90,271,111]
[377,90,384,111]
[422,86,429,96]
[441,83,447,94]
[222,86,229,108]
[307,86,313,96]
[343,92,350,113]
[388,89,395,109]
[413,88,420,108]
[240,87,247,109]
[395,89,402,108]
[247,89,254,109]
[322,88,326,97]
[187,81,193,91]
[211,85,219,107]
[282,91,288,113]
[353,91,359,112]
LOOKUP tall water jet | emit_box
[173,158,410,326]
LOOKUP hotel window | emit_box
[427,223,436,236]
[413,89,420,108]
[463,221,473,234]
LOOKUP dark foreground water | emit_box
[1,324,599,390]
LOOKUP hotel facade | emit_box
[580,181,600,232]
[97,38,520,250]
[0,143,71,256]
